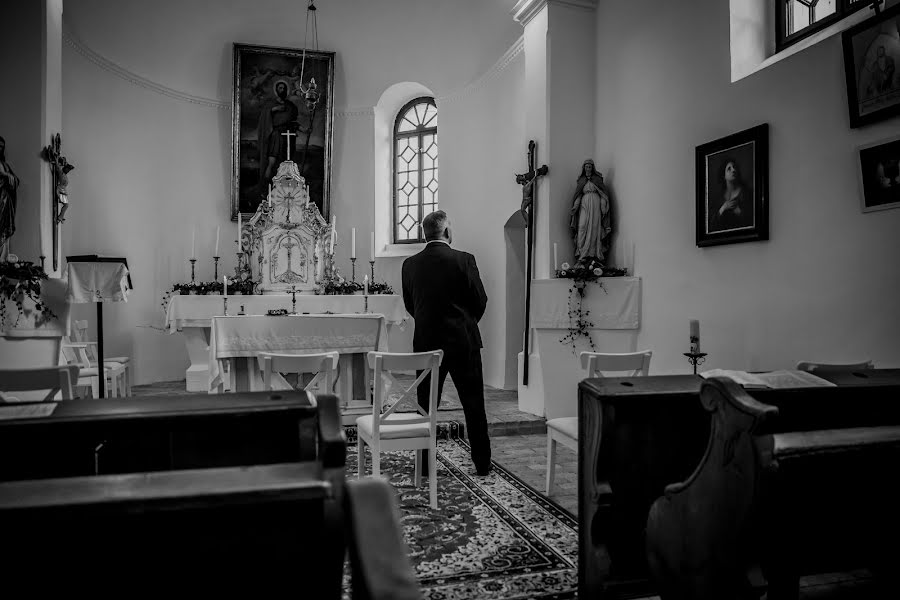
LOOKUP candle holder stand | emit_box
[189,258,197,283]
[39,255,46,270]
[683,352,708,375]
[290,285,298,315]
[369,260,375,282]
[222,297,228,316]
[213,256,220,281]
[234,252,244,280]
[350,257,357,282]
[364,294,369,313]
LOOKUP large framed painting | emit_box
[695,124,769,248]
[857,134,900,213]
[842,3,900,129]
[231,43,334,220]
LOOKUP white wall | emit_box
[595,0,900,374]
[61,0,524,385]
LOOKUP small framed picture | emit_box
[695,124,769,248]
[857,134,900,213]
[842,3,900,128]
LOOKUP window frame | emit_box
[775,0,870,53]
[392,96,437,244]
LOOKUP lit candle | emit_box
[351,228,356,259]
[690,319,700,353]
[553,242,558,272]
[370,232,376,260]
[330,215,336,254]
[364,274,368,296]
[215,226,220,256]
[191,227,196,259]
[223,275,228,297]
[237,212,242,253]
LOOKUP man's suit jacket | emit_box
[401,241,488,356]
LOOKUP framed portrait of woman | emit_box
[231,43,335,221]
[842,3,900,129]
[695,124,769,248]
[857,133,900,213]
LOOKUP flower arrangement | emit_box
[555,257,627,352]
[0,259,57,329]
[161,279,256,313]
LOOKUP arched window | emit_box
[393,97,438,243]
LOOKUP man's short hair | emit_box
[422,210,449,241]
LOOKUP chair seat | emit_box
[90,357,130,366]
[78,365,126,377]
[356,413,431,440]
[547,416,578,440]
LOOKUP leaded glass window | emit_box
[776,0,868,52]
[393,97,437,243]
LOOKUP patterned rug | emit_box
[344,433,578,599]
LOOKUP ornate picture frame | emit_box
[857,133,900,213]
[695,124,769,248]
[842,3,900,129]
[231,43,334,221]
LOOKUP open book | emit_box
[700,369,837,389]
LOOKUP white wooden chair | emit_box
[357,350,443,509]
[545,350,652,496]
[256,351,340,395]
[59,342,128,399]
[71,319,133,395]
[796,360,874,373]
[0,365,80,402]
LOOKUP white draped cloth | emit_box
[166,294,407,332]
[208,313,388,393]
[66,262,130,304]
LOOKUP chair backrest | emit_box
[367,351,443,433]
[796,360,874,373]
[580,350,652,377]
[257,352,340,393]
[0,365,79,401]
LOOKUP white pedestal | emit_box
[517,277,641,419]
[182,327,211,392]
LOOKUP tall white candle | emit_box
[223,275,228,297]
[237,212,242,253]
[191,227,196,258]
[370,232,376,260]
[690,319,700,353]
[553,242,558,272]
[351,228,356,259]
[330,215,336,254]
[215,226,220,256]
[364,274,368,296]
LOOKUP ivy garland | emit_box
[555,257,628,353]
[161,279,256,313]
[0,260,57,329]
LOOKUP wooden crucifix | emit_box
[515,140,548,386]
[41,133,74,272]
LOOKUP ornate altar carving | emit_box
[245,160,334,294]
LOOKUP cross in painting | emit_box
[281,130,297,162]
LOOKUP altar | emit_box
[517,277,641,419]
[165,294,407,391]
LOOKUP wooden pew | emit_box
[0,390,320,481]
[578,369,900,598]
[0,393,359,595]
[645,377,900,599]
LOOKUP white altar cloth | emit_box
[208,314,387,398]
[165,294,407,331]
[165,294,406,392]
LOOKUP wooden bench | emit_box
[645,377,900,599]
[577,369,900,598]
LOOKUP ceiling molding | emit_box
[512,0,597,26]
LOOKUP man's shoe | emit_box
[475,466,492,476]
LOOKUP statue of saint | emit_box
[0,136,19,258]
[569,159,612,266]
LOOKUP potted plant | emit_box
[0,258,57,330]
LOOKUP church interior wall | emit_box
[58,0,523,386]
[594,0,900,375]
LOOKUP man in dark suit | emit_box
[401,210,491,475]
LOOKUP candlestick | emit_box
[351,227,356,259]
[213,256,220,280]
[364,294,369,313]
[350,257,357,282]
[683,352,708,375]
[689,319,700,353]
[290,285,297,315]
[237,213,242,253]
[553,242,558,273]
[370,259,375,283]
[235,251,244,280]
[39,255,45,270]
[223,296,228,316]
[215,226,220,256]
[189,258,197,283]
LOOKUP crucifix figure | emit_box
[281,130,296,162]
[281,236,300,275]
[514,140,548,386]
